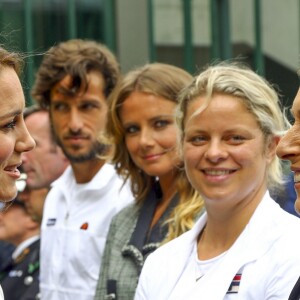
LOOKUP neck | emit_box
[71,158,106,183]
[150,172,178,229]
[12,229,40,247]
[158,172,178,204]
[198,186,267,260]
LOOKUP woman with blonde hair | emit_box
[135,62,300,299]
[94,63,204,299]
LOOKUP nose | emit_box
[68,108,83,133]
[276,127,300,161]
[16,121,35,154]
[139,128,155,148]
[204,139,228,163]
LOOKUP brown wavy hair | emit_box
[31,39,120,109]
[0,46,23,76]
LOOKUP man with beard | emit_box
[31,39,133,300]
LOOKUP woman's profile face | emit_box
[0,67,35,202]
[277,88,300,213]
[120,91,179,180]
[183,93,276,211]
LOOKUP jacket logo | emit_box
[80,222,89,230]
[46,218,56,226]
[227,273,242,294]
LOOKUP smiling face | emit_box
[0,67,35,202]
[183,93,275,212]
[50,71,108,163]
[276,88,300,213]
[120,91,179,180]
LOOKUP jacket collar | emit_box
[122,189,179,271]
[51,163,117,193]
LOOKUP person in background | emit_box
[31,39,134,300]
[95,63,204,300]
[0,171,27,274]
[21,105,69,226]
[6,104,69,299]
[0,193,40,300]
[22,187,49,224]
[135,62,300,299]
[0,177,48,300]
[0,241,15,270]
[0,171,26,276]
[17,183,49,224]
[276,80,300,300]
[22,105,69,190]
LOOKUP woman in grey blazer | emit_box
[94,63,204,300]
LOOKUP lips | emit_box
[4,162,22,179]
[143,153,163,161]
[64,136,89,147]
[66,136,86,140]
[290,167,300,183]
[64,133,89,140]
[294,172,300,183]
[202,169,235,176]
[4,163,21,172]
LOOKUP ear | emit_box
[265,135,280,164]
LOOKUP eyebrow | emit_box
[51,98,101,104]
[0,109,22,119]
[151,114,174,119]
[122,114,174,127]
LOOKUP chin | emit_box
[0,187,17,203]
